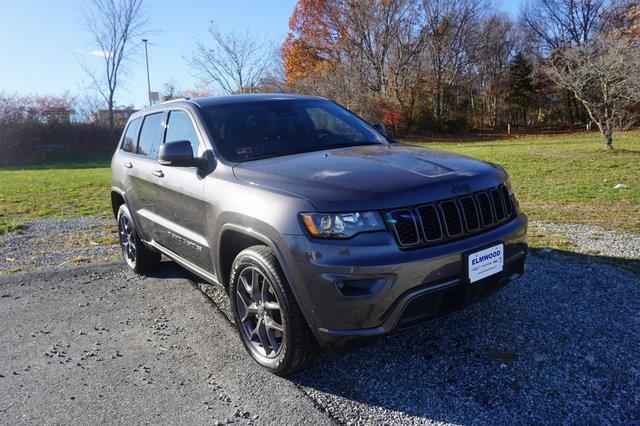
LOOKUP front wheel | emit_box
[229,245,316,375]
[117,204,161,274]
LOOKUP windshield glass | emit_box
[201,99,388,162]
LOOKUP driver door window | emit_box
[165,110,201,156]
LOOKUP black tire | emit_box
[117,204,161,274]
[229,245,316,376]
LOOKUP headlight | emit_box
[301,212,385,239]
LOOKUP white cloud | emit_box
[89,50,113,58]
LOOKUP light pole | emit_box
[142,39,151,106]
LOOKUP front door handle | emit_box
[153,170,164,178]
[123,162,133,168]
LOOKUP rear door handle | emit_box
[153,170,164,178]
[123,162,133,168]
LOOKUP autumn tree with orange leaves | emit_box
[279,0,639,134]
[282,0,344,84]
[282,0,426,127]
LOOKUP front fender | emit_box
[213,217,315,326]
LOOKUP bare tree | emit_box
[256,50,292,93]
[344,0,416,96]
[82,0,147,128]
[474,13,521,126]
[189,25,273,94]
[522,0,609,52]
[421,0,487,119]
[546,37,640,149]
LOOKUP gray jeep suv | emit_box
[111,94,528,375]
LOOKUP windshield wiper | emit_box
[321,141,381,150]
[239,151,284,161]
[238,141,382,162]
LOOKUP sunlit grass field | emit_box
[0,162,111,234]
[419,131,640,234]
[0,132,638,236]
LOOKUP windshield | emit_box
[201,99,388,162]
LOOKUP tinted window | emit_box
[137,113,163,158]
[121,118,141,153]
[307,107,365,141]
[165,111,200,155]
[201,100,387,162]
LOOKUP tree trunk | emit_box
[603,120,613,150]
[108,94,115,129]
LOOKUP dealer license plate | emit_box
[467,243,504,283]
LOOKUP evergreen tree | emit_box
[508,52,536,125]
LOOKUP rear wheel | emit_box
[229,245,316,375]
[117,204,160,274]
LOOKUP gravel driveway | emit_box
[2,249,639,424]
[0,262,331,425]
[0,217,118,274]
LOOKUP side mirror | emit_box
[372,122,387,137]
[159,140,201,167]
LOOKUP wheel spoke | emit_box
[256,320,270,354]
[260,279,270,304]
[264,316,283,333]
[235,292,249,320]
[266,327,280,354]
[263,301,280,310]
[251,269,261,298]
[239,274,252,295]
[238,299,258,322]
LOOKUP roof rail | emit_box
[160,97,191,104]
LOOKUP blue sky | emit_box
[0,0,523,109]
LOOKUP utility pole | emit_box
[142,39,151,106]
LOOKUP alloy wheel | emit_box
[118,214,136,265]
[235,267,284,358]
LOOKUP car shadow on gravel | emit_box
[287,250,640,423]
[146,261,198,280]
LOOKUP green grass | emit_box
[0,162,111,234]
[0,131,638,236]
[416,131,640,234]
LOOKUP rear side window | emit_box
[137,113,164,158]
[165,110,200,155]
[121,118,141,153]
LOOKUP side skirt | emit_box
[147,240,223,289]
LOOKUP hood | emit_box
[233,144,506,211]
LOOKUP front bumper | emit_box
[312,252,524,350]
[281,213,528,350]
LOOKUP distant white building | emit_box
[92,107,137,125]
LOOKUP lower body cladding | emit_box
[282,214,528,351]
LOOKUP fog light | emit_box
[335,278,386,297]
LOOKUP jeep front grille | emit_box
[386,184,515,248]
[388,209,420,246]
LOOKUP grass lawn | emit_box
[0,132,638,237]
[418,131,640,234]
[0,162,111,234]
